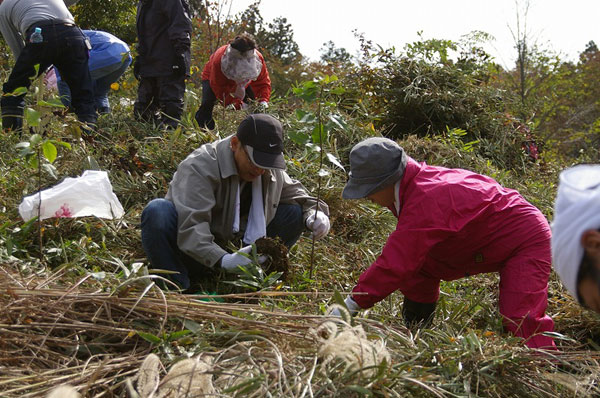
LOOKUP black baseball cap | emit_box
[236,114,286,170]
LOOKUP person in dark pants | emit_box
[54,30,132,114]
[0,0,96,132]
[133,0,192,130]
[195,33,271,130]
[141,114,330,290]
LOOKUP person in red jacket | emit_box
[335,137,555,350]
[194,33,271,130]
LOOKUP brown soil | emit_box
[255,237,290,280]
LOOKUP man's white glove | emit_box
[306,210,330,240]
[220,245,253,273]
[258,101,268,109]
[330,296,361,317]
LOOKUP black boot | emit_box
[402,298,437,330]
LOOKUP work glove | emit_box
[330,296,361,317]
[220,245,267,273]
[133,58,141,80]
[258,101,269,109]
[172,53,187,76]
[306,210,330,240]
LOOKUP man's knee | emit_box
[267,204,304,247]
[141,198,177,232]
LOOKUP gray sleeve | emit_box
[168,156,228,267]
[279,172,329,223]
[0,16,24,57]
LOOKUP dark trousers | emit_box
[133,74,185,129]
[140,198,305,289]
[194,80,255,130]
[1,23,96,131]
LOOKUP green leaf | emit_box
[166,330,192,341]
[330,86,346,95]
[42,163,58,179]
[27,154,38,169]
[25,107,41,127]
[7,86,27,96]
[328,114,347,130]
[84,155,100,170]
[326,152,346,171]
[30,134,42,146]
[317,168,330,177]
[137,331,162,344]
[42,141,57,163]
[287,130,310,146]
[311,124,328,144]
[38,98,66,108]
[51,140,71,150]
[332,290,346,307]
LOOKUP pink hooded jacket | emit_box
[352,158,552,308]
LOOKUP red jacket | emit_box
[201,45,271,108]
[352,158,551,308]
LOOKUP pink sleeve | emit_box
[351,211,451,309]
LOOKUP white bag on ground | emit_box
[19,170,124,221]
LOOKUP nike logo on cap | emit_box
[269,143,277,147]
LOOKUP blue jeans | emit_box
[57,60,131,113]
[140,198,305,289]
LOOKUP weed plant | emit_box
[0,63,599,397]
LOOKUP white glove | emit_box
[306,211,330,240]
[331,296,361,317]
[258,101,268,109]
[220,245,253,273]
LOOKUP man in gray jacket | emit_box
[0,0,96,131]
[141,114,330,290]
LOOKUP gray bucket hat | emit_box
[342,137,407,199]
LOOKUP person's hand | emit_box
[330,296,361,317]
[220,246,267,273]
[172,54,187,76]
[133,58,141,80]
[306,210,330,240]
[220,245,253,273]
[257,101,268,110]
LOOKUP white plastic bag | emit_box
[18,170,125,221]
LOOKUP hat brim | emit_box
[342,168,402,199]
[246,146,286,170]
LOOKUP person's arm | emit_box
[0,15,24,58]
[278,171,329,222]
[163,0,192,76]
[350,210,451,309]
[167,151,228,267]
[248,52,271,103]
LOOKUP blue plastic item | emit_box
[30,27,43,43]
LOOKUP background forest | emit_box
[1,0,600,397]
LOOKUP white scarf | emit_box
[221,45,262,87]
[232,176,266,244]
[552,164,600,298]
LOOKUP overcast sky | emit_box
[228,0,599,68]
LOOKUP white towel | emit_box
[232,177,266,244]
[552,164,600,298]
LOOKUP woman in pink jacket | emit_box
[337,137,555,349]
[194,33,271,130]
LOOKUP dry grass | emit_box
[3,263,600,398]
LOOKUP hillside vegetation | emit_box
[1,2,600,397]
